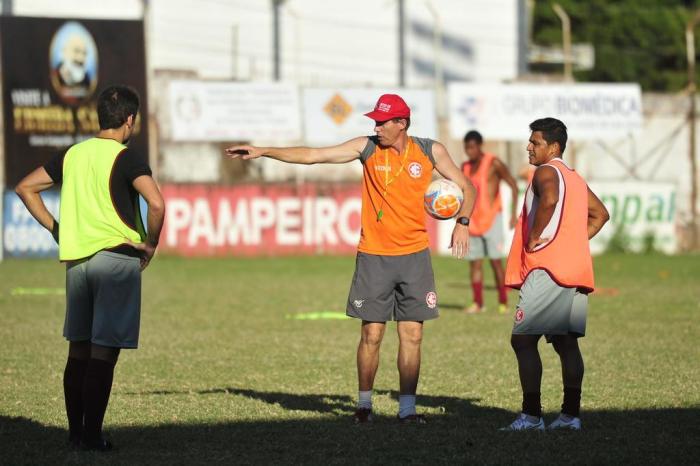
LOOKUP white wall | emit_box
[12,0,520,86]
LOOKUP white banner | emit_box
[168,81,301,142]
[448,83,642,141]
[303,88,437,145]
[436,181,677,257]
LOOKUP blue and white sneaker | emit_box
[499,413,545,431]
[548,414,581,430]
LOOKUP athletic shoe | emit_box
[463,303,485,314]
[499,413,545,431]
[548,414,581,430]
[353,408,373,424]
[80,438,114,452]
[497,304,508,314]
[398,414,427,424]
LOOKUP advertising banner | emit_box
[3,190,59,257]
[161,184,439,256]
[435,181,677,256]
[1,16,148,187]
[448,83,642,141]
[168,81,301,142]
[303,88,437,145]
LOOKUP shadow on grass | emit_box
[2,394,699,465]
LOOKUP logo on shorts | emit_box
[408,162,422,178]
[426,292,437,309]
[515,308,525,323]
[353,300,365,308]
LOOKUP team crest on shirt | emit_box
[408,162,422,178]
[426,291,437,309]
[515,308,525,323]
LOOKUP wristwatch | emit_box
[456,216,470,226]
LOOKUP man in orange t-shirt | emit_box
[226,94,476,424]
[460,130,518,315]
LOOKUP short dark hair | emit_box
[463,130,483,144]
[529,118,567,154]
[97,85,140,130]
[392,117,411,130]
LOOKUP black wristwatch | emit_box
[456,216,470,226]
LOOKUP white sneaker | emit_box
[499,413,545,431]
[548,414,581,430]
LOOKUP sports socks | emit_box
[63,357,88,442]
[522,392,542,418]
[561,386,582,417]
[82,358,117,444]
[398,395,417,418]
[358,390,372,410]
[471,281,484,307]
[497,284,508,305]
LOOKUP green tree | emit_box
[531,0,700,91]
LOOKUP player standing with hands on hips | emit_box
[226,94,476,423]
[501,118,609,431]
[16,85,165,450]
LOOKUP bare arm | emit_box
[587,186,610,239]
[432,142,476,219]
[15,167,59,241]
[493,158,519,229]
[129,175,165,270]
[527,165,559,252]
[432,142,477,259]
[225,137,368,165]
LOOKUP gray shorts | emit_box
[512,269,588,342]
[467,213,506,260]
[346,248,439,322]
[64,251,142,348]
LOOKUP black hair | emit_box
[529,117,567,154]
[463,130,483,144]
[97,85,140,130]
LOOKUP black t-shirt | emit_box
[44,143,152,256]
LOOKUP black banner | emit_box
[1,16,148,187]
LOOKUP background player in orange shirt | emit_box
[461,131,519,315]
[226,94,476,424]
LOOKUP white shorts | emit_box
[511,269,588,342]
[467,213,506,260]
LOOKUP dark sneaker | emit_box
[398,414,427,424]
[80,438,114,452]
[353,408,373,424]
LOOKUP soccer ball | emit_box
[424,179,463,219]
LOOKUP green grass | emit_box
[1,253,699,465]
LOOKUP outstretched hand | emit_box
[225,145,263,160]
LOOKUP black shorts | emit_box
[346,248,439,322]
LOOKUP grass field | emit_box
[1,253,699,465]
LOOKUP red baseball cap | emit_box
[364,94,411,122]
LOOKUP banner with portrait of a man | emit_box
[0,16,148,187]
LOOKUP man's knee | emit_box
[551,335,579,355]
[360,323,385,347]
[511,334,539,352]
[68,340,91,360]
[90,343,120,364]
[398,322,423,347]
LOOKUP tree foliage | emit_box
[531,0,700,91]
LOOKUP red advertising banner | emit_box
[161,184,438,256]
